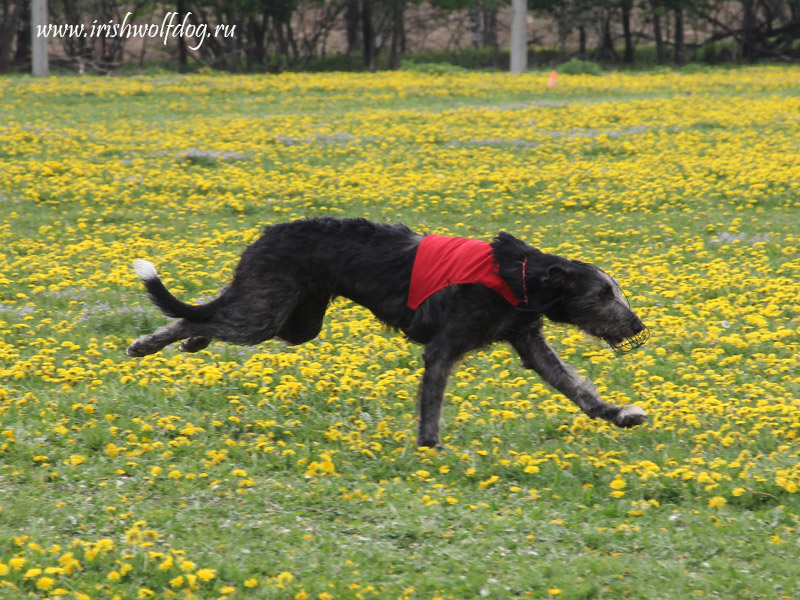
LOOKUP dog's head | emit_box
[492,232,648,353]
[538,261,649,353]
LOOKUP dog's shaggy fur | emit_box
[128,217,649,447]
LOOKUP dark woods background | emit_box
[2,0,799,73]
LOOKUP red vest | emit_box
[407,235,521,309]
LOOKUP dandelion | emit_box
[36,576,55,591]
[479,475,499,489]
[609,478,626,498]
[158,555,174,570]
[196,568,216,582]
[180,560,196,572]
[708,496,727,509]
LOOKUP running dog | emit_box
[127,217,649,447]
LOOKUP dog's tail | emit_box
[132,260,220,321]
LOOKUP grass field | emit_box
[1,65,800,599]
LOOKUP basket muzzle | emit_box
[609,325,650,355]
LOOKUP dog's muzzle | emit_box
[609,325,650,355]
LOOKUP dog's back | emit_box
[251,217,419,265]
[235,218,422,326]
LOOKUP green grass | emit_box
[1,67,800,598]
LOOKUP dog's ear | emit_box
[516,263,567,312]
[543,264,575,288]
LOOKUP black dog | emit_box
[128,217,649,447]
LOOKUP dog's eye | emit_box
[601,286,614,298]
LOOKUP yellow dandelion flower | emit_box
[36,576,55,591]
[479,475,499,489]
[158,555,174,570]
[275,571,294,585]
[179,560,196,572]
[196,568,216,582]
[708,496,727,509]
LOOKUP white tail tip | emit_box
[132,259,158,281]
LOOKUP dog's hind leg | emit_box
[200,280,301,346]
[127,320,195,357]
[180,337,212,353]
[277,294,329,345]
[129,279,302,356]
[179,285,229,352]
[510,327,646,428]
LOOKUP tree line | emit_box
[1,0,799,73]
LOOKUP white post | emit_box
[510,0,527,74]
[31,0,49,76]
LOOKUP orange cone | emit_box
[546,70,557,89]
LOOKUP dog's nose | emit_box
[631,318,645,334]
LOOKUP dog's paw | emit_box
[180,337,212,353]
[614,405,647,428]
[126,337,152,358]
[416,438,442,450]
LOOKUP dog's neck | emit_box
[491,232,570,314]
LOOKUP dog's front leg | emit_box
[511,329,646,428]
[417,344,457,448]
